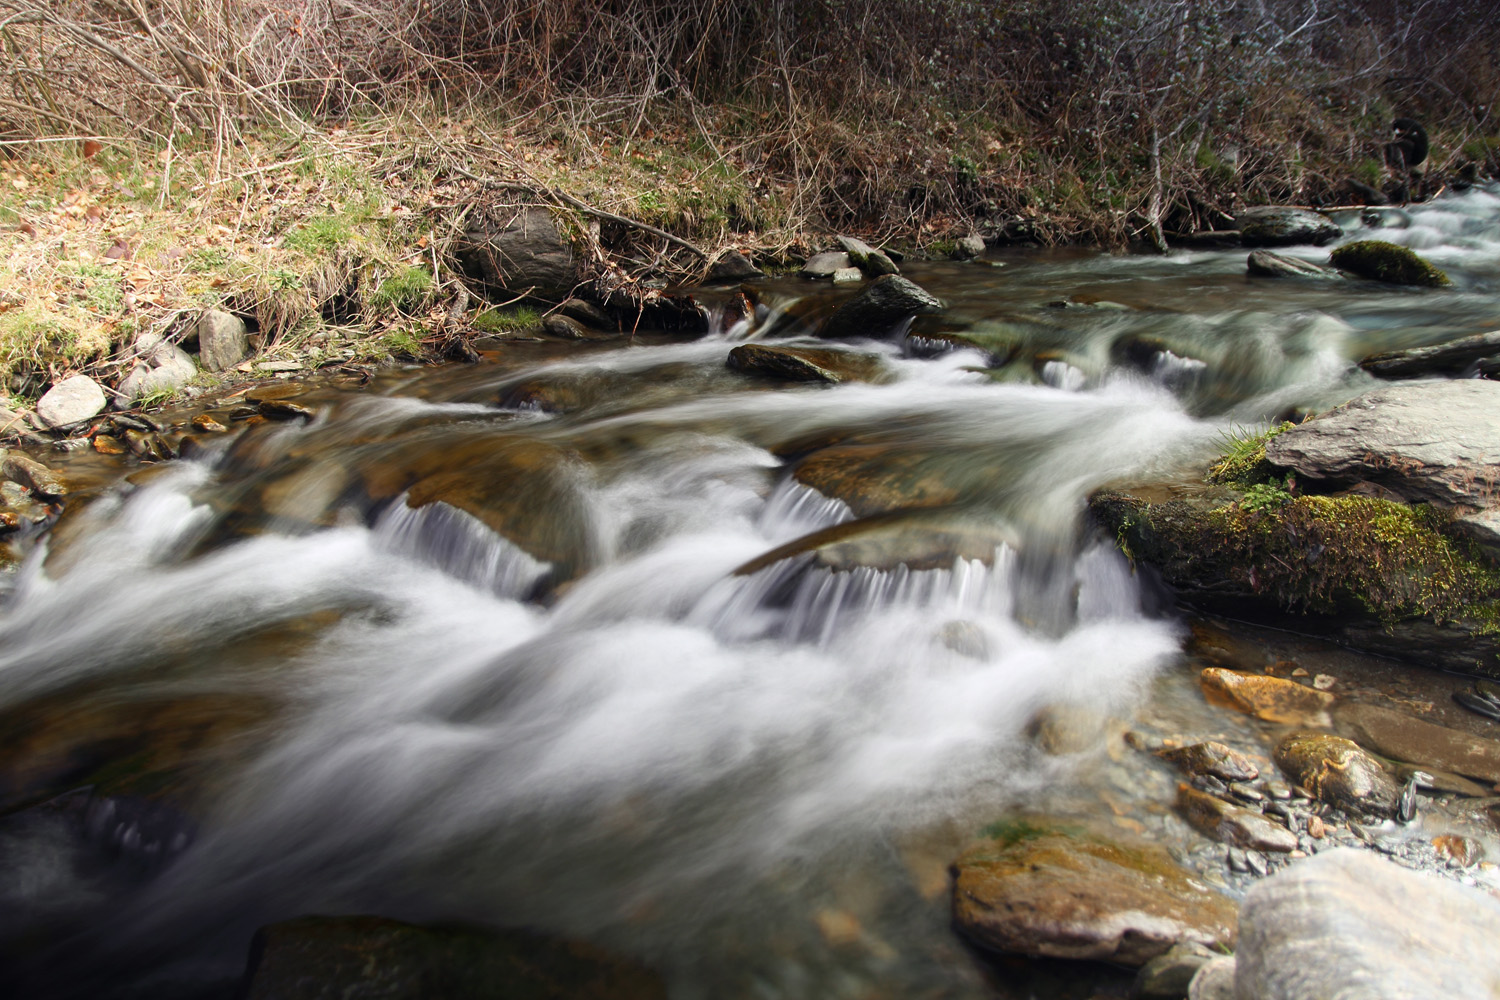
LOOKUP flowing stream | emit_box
[4,187,1500,998]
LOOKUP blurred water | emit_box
[2,185,1499,998]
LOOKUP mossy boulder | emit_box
[1091,489,1500,676]
[1329,240,1451,287]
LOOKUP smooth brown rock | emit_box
[952,818,1237,966]
[792,444,965,516]
[1199,668,1334,726]
[1175,784,1298,853]
[1157,741,1259,782]
[1336,701,1500,784]
[734,509,1016,577]
[0,450,67,498]
[1274,732,1399,816]
[1028,703,1108,756]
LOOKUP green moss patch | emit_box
[1207,422,1294,486]
[1205,495,1500,623]
[1330,240,1451,287]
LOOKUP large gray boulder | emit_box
[1232,848,1500,999]
[1236,207,1342,247]
[457,207,580,300]
[35,375,106,428]
[818,274,944,340]
[1264,380,1500,508]
[198,310,249,372]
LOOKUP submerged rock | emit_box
[35,375,106,429]
[725,344,884,384]
[951,817,1237,966]
[1329,239,1451,287]
[1235,207,1341,248]
[1199,669,1334,727]
[1245,251,1343,280]
[1234,848,1500,1000]
[818,275,944,340]
[1133,942,1218,1000]
[791,444,965,516]
[1336,702,1500,784]
[1273,732,1399,816]
[1264,380,1500,508]
[733,509,1015,577]
[1157,741,1259,783]
[243,916,666,1000]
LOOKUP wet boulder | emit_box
[791,443,966,516]
[1245,251,1344,280]
[1361,329,1500,379]
[35,375,106,429]
[1263,380,1500,508]
[1091,488,1500,676]
[1199,669,1334,727]
[1233,848,1500,1000]
[1133,942,1219,1000]
[1329,239,1451,287]
[951,817,1237,966]
[725,344,885,385]
[1273,732,1399,816]
[1235,207,1341,248]
[734,509,1016,577]
[1176,784,1298,853]
[1,450,67,499]
[818,275,944,340]
[1157,741,1259,783]
[1336,702,1500,785]
[243,916,666,1000]
[556,298,616,331]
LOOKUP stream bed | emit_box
[4,187,1500,999]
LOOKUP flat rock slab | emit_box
[1264,380,1500,507]
[1234,848,1500,1000]
[35,375,106,428]
[1337,701,1500,784]
[952,818,1238,966]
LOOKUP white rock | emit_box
[831,267,864,284]
[35,375,106,428]
[198,309,249,371]
[1233,848,1500,999]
